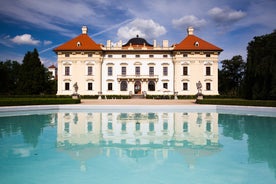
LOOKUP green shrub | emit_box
[81,95,99,99]
[146,95,174,99]
[0,98,80,106]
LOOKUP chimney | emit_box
[107,40,111,48]
[163,40,169,48]
[153,40,157,47]
[118,40,122,47]
[187,27,194,35]
[82,26,88,34]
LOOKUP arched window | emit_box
[120,80,128,91]
[148,80,155,91]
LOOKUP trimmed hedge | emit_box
[146,95,173,99]
[146,95,196,99]
[104,95,131,99]
[196,98,276,107]
[81,95,131,99]
[0,98,80,106]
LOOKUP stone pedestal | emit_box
[72,93,80,99]
[174,92,178,100]
[98,91,102,100]
[196,93,203,100]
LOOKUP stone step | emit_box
[131,95,144,99]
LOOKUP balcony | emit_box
[117,74,159,81]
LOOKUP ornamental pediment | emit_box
[181,61,190,65]
[62,61,72,65]
[106,62,115,66]
[204,61,214,65]
[134,62,142,66]
[120,62,128,66]
[147,62,156,66]
[85,61,95,65]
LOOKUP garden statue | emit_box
[196,81,202,94]
[72,82,80,99]
[73,82,78,94]
[196,81,203,99]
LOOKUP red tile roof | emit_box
[48,64,56,69]
[54,34,102,52]
[174,35,223,52]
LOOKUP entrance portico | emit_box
[134,80,141,94]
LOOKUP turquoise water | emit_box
[0,110,276,184]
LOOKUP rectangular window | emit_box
[135,55,140,58]
[88,83,93,90]
[65,53,70,57]
[183,83,188,90]
[87,122,93,132]
[64,122,70,133]
[87,66,93,75]
[108,121,113,130]
[121,67,126,75]
[108,83,113,90]
[163,83,168,89]
[108,54,112,58]
[183,122,188,132]
[183,53,188,57]
[183,66,188,75]
[149,67,154,76]
[65,66,70,76]
[206,83,211,90]
[206,67,211,76]
[122,54,126,58]
[108,67,113,76]
[135,67,140,75]
[206,121,211,132]
[65,82,70,90]
[149,54,154,58]
[88,53,92,57]
[121,123,126,131]
[206,54,211,57]
[163,121,168,131]
[163,67,168,76]
[149,122,154,132]
[163,54,168,58]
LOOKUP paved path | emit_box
[81,99,197,105]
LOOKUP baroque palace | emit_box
[54,26,222,96]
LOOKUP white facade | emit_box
[54,26,222,96]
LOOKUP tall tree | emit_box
[17,49,49,94]
[0,60,21,94]
[243,30,276,100]
[219,55,245,96]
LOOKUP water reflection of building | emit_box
[56,112,220,171]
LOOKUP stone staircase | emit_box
[131,94,144,99]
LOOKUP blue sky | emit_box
[0,0,275,67]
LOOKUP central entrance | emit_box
[134,80,141,94]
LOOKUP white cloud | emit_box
[43,40,52,46]
[208,7,246,24]
[0,35,13,47]
[11,34,40,45]
[13,147,33,157]
[117,19,166,40]
[0,0,97,36]
[172,15,207,29]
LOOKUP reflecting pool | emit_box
[0,110,276,184]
